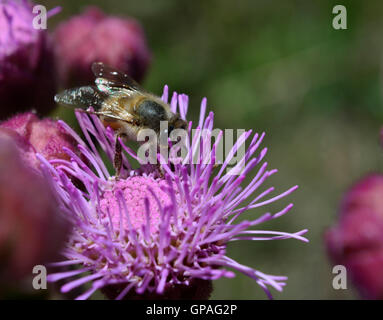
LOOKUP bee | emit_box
[55,62,188,177]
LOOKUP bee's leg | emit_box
[155,145,166,178]
[114,132,125,179]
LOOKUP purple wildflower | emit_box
[0,0,59,119]
[41,87,308,300]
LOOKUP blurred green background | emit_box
[42,0,383,299]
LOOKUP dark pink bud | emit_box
[0,137,68,291]
[0,127,39,171]
[0,0,58,120]
[341,174,383,219]
[54,7,151,87]
[325,174,383,299]
[1,112,78,164]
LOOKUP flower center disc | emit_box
[100,176,172,234]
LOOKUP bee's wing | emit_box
[91,62,145,92]
[54,86,135,123]
[54,86,106,111]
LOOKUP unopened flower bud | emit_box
[54,7,151,87]
[325,174,383,299]
[1,112,78,164]
[0,137,68,293]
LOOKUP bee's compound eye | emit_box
[168,125,175,134]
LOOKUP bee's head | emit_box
[158,114,188,147]
[168,114,188,135]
